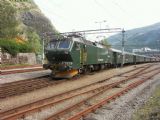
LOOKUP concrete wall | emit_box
[0,52,37,65]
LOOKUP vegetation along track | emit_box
[0,64,159,120]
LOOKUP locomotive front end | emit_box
[44,39,78,78]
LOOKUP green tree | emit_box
[101,39,111,48]
[0,39,32,56]
[27,29,42,54]
[0,0,19,38]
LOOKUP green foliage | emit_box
[0,39,32,56]
[0,0,56,56]
[132,85,160,120]
[0,0,19,38]
[26,29,42,54]
[101,39,111,48]
[18,41,32,53]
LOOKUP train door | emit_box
[113,52,117,67]
[133,55,136,64]
[80,45,87,65]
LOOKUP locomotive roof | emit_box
[71,36,106,48]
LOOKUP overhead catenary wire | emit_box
[110,0,134,22]
[93,0,121,26]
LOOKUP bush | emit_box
[0,39,32,56]
[26,29,42,54]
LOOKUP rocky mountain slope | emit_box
[0,0,57,55]
[108,23,160,52]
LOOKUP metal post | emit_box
[121,29,125,67]
[157,40,160,51]
[157,40,160,57]
[0,47,2,64]
[42,35,45,64]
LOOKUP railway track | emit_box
[0,64,159,120]
[46,66,160,120]
[0,76,68,99]
[0,64,151,99]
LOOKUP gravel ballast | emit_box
[84,73,160,120]
[0,64,148,112]
[0,63,159,120]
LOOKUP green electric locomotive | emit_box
[43,33,158,78]
[44,34,112,78]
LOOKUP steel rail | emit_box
[0,64,150,98]
[0,77,64,99]
[0,64,154,120]
[67,70,160,120]
[45,69,160,120]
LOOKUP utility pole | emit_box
[157,40,160,51]
[42,33,46,65]
[0,47,2,64]
[121,29,125,67]
[42,38,44,64]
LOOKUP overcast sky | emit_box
[34,0,160,33]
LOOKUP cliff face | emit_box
[1,0,57,42]
[15,0,57,41]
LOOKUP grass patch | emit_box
[132,85,160,120]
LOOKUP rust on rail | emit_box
[0,64,157,120]
[68,70,160,120]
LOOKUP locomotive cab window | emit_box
[47,41,58,49]
[58,41,71,49]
